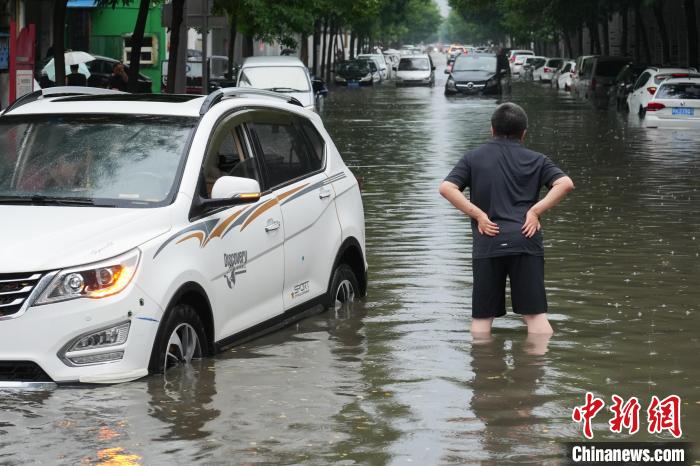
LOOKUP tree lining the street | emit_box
[51,0,443,93]
[448,0,700,67]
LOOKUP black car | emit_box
[445,53,511,95]
[85,55,153,93]
[611,63,651,111]
[334,60,377,86]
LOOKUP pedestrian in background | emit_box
[66,64,87,86]
[109,63,129,92]
[439,103,574,336]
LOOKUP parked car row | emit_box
[530,52,700,128]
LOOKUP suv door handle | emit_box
[265,219,281,232]
[319,187,332,199]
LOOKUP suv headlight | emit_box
[35,249,141,305]
[361,73,372,82]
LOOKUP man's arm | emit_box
[439,181,499,237]
[522,176,575,238]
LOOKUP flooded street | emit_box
[2,56,700,464]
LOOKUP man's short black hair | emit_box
[491,102,528,139]
[70,64,79,71]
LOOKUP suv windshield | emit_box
[238,66,310,92]
[453,56,496,72]
[0,115,196,207]
[399,58,430,71]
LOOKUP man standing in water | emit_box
[439,103,574,335]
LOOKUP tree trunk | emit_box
[320,19,328,78]
[349,31,356,59]
[577,26,583,57]
[325,22,335,83]
[684,0,698,68]
[312,20,321,76]
[127,0,150,93]
[52,0,68,85]
[338,28,345,61]
[300,34,308,66]
[652,1,670,64]
[562,30,573,58]
[620,4,629,57]
[634,1,652,63]
[226,17,237,79]
[242,35,254,58]
[587,22,597,54]
[166,0,185,93]
[601,16,610,55]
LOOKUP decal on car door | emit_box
[153,173,347,258]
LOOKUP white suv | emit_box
[0,87,366,385]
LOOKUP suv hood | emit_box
[452,70,496,82]
[0,206,172,272]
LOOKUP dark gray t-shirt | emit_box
[444,137,566,259]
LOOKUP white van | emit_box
[237,56,317,111]
[0,86,366,385]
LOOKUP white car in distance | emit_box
[644,77,700,128]
[237,56,317,111]
[0,86,367,385]
[533,58,565,82]
[395,55,435,87]
[554,61,576,90]
[357,54,389,80]
[508,49,534,76]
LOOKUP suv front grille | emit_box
[0,272,43,318]
[0,361,52,382]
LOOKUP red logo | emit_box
[573,393,682,439]
[647,395,682,438]
[572,392,605,439]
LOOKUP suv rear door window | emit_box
[249,113,320,189]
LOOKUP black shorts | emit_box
[472,254,547,319]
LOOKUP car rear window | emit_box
[548,59,563,68]
[656,83,700,99]
[595,61,629,77]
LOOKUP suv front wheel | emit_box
[149,303,208,374]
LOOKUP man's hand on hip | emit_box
[522,210,541,238]
[478,213,500,237]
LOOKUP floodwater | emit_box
[2,56,700,465]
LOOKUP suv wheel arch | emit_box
[328,238,367,298]
[155,282,215,357]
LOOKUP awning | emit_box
[67,0,97,8]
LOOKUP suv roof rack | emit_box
[199,87,303,116]
[2,86,124,115]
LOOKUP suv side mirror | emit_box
[197,176,261,212]
[431,66,436,71]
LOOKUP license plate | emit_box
[347,81,359,87]
[672,107,694,116]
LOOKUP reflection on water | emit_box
[1,54,699,464]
